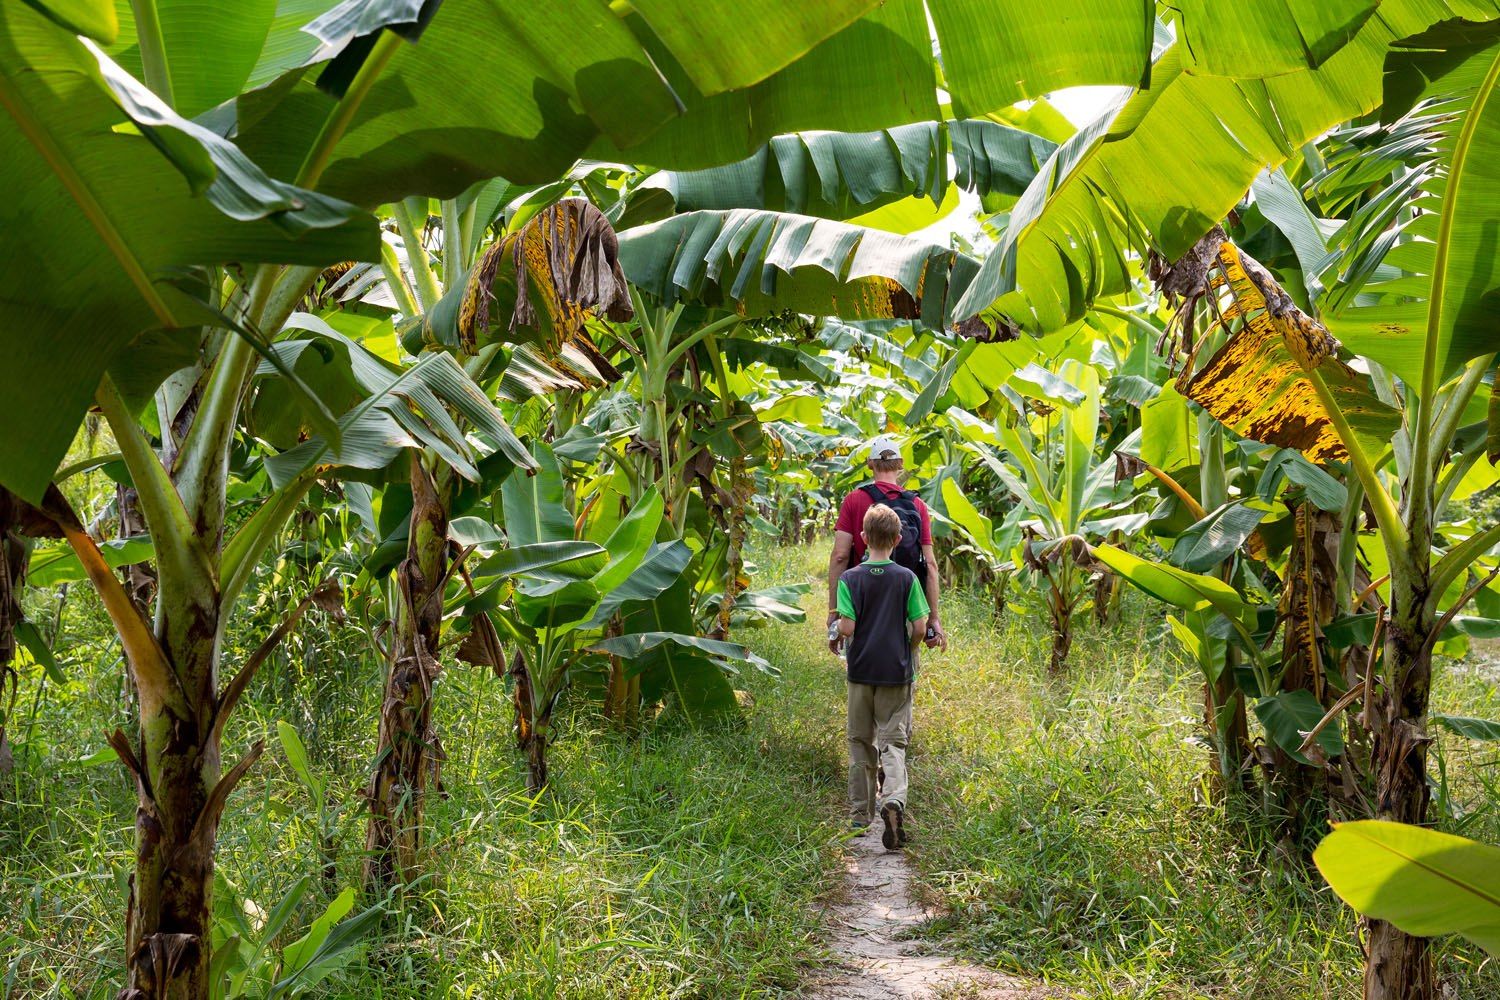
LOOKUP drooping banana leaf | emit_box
[235,0,887,205]
[617,209,982,332]
[258,319,533,486]
[1093,542,1259,633]
[621,120,1057,227]
[953,0,1500,331]
[1179,242,1400,464]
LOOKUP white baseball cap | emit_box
[866,434,902,462]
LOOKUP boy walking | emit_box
[835,505,929,850]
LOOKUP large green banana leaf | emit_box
[1316,821,1500,956]
[616,209,980,331]
[1173,0,1379,77]
[622,120,1057,227]
[0,3,375,501]
[233,0,885,205]
[593,0,938,172]
[501,443,574,549]
[106,0,282,116]
[1325,20,1500,392]
[953,0,1500,331]
[930,0,1153,115]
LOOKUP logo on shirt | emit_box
[870,568,884,575]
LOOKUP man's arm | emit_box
[832,572,856,655]
[920,542,947,650]
[828,530,854,627]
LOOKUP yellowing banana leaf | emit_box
[1179,243,1399,464]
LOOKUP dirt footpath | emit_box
[804,822,1050,999]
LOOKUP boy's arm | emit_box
[907,614,928,651]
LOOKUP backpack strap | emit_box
[860,482,885,503]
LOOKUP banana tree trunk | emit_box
[46,476,237,1000]
[1270,504,1341,842]
[365,454,449,889]
[510,647,552,794]
[1092,569,1116,626]
[1045,572,1072,673]
[0,488,32,772]
[1363,553,1436,998]
[116,627,222,1000]
[116,483,156,618]
[525,726,548,793]
[712,456,750,641]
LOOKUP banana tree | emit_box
[481,442,767,788]
[1159,19,1500,984]
[980,359,1145,670]
[936,477,1023,613]
[298,192,631,886]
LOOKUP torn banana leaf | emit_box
[416,198,628,390]
[1179,243,1398,464]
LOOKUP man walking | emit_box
[834,505,929,848]
[827,434,947,652]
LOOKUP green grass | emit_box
[4,539,1498,998]
[1,547,848,999]
[758,542,1500,1000]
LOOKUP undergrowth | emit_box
[4,539,1497,998]
[763,542,1500,1000]
[1,544,845,999]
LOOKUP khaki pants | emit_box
[847,681,912,822]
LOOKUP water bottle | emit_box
[827,619,845,657]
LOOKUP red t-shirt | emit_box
[835,482,933,564]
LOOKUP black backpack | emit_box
[861,483,926,577]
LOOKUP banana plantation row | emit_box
[2,1,1498,998]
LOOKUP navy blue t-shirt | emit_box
[837,560,929,685]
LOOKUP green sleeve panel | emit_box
[906,577,930,621]
[837,578,855,620]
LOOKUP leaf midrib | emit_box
[0,44,177,327]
